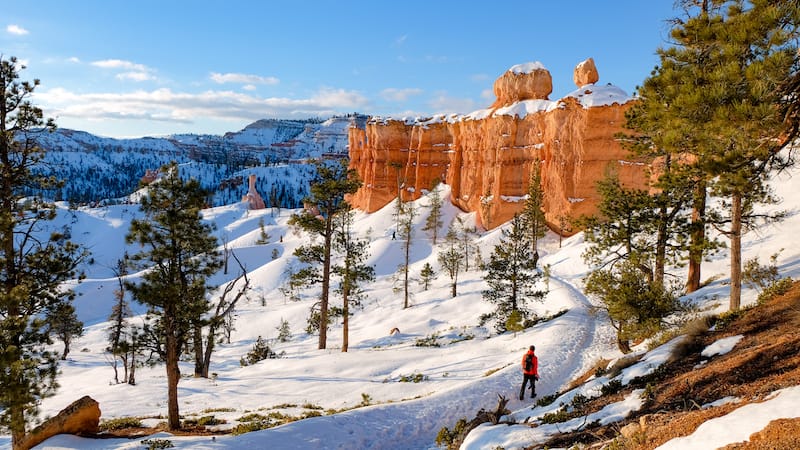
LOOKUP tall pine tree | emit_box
[288,160,361,349]
[482,215,546,332]
[0,56,86,449]
[125,162,222,430]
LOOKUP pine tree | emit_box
[422,180,444,244]
[521,159,548,267]
[482,215,546,332]
[0,56,87,449]
[107,258,132,384]
[287,160,361,349]
[419,262,436,291]
[332,207,374,352]
[585,256,683,353]
[48,302,84,360]
[125,162,223,430]
[626,0,800,308]
[438,226,464,298]
[397,201,417,308]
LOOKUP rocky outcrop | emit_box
[242,174,266,209]
[19,396,101,450]
[573,57,599,87]
[348,58,648,230]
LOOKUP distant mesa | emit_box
[348,58,645,231]
[242,174,266,210]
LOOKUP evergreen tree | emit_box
[482,215,546,332]
[0,56,87,449]
[332,207,374,352]
[125,162,223,430]
[107,258,132,384]
[521,159,548,267]
[422,180,444,244]
[626,0,800,307]
[397,201,417,308]
[47,302,84,360]
[419,262,436,291]
[453,217,478,272]
[287,160,361,349]
[438,226,464,298]
[585,256,683,353]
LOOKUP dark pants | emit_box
[519,374,536,400]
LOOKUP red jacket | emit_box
[522,350,538,376]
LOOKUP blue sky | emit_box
[2,1,678,138]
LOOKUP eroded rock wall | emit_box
[348,59,648,231]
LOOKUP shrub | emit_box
[600,379,624,396]
[535,393,560,407]
[435,417,468,449]
[539,407,572,424]
[99,417,143,431]
[399,373,428,383]
[239,336,283,366]
[141,439,174,449]
[414,332,441,347]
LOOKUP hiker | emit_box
[519,345,539,400]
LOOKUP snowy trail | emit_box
[212,276,602,450]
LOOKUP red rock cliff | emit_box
[348,59,647,230]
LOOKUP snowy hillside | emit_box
[0,157,798,449]
[24,114,366,207]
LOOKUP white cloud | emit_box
[68,57,81,64]
[210,72,279,85]
[380,88,423,102]
[395,35,408,46]
[117,72,154,82]
[91,59,156,82]
[35,86,370,125]
[481,88,494,101]
[6,24,29,35]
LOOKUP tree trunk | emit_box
[128,351,136,385]
[655,203,668,287]
[451,281,457,298]
[201,325,216,378]
[730,192,743,310]
[342,289,349,353]
[686,181,706,293]
[11,407,25,450]
[617,336,632,354]
[193,325,203,377]
[165,326,181,430]
[319,217,333,350]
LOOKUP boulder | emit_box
[491,62,553,107]
[19,396,101,450]
[573,57,599,87]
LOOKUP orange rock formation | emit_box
[348,59,648,230]
[242,174,266,210]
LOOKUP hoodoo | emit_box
[348,58,648,230]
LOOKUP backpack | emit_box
[524,353,533,372]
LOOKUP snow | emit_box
[701,335,744,358]
[656,386,800,450]
[563,83,632,107]
[0,147,797,450]
[508,61,547,74]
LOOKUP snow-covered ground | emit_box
[1,157,799,450]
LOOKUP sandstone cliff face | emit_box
[348,59,648,230]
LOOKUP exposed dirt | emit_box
[535,282,800,450]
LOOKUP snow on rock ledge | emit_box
[348,58,644,230]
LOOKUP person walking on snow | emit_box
[519,345,538,400]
